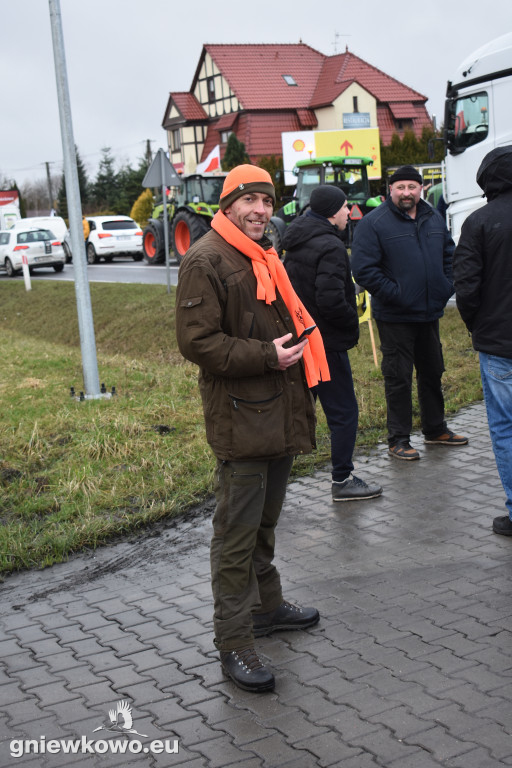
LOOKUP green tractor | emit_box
[266,156,383,254]
[142,173,226,264]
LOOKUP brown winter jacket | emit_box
[175,229,316,461]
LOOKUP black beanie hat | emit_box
[389,165,423,185]
[309,185,347,218]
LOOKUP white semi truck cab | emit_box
[443,32,512,243]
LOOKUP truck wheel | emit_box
[87,243,98,264]
[142,220,165,264]
[172,212,210,264]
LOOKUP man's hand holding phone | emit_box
[297,325,317,342]
[273,326,316,371]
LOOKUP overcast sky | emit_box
[1,0,510,190]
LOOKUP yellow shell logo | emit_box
[292,139,306,152]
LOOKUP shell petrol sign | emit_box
[282,128,381,186]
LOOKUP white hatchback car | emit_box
[0,227,66,276]
[85,216,143,264]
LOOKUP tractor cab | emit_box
[267,156,382,253]
[175,174,226,209]
[279,156,377,222]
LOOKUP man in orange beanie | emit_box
[176,164,324,693]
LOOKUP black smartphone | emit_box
[297,325,317,342]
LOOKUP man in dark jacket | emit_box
[453,146,512,536]
[351,165,467,460]
[283,185,382,501]
[175,165,326,693]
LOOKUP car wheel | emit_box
[87,243,98,264]
[53,263,64,273]
[5,258,17,277]
[63,241,72,263]
[132,253,143,262]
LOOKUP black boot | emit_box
[253,601,320,637]
[220,648,275,692]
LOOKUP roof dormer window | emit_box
[282,74,297,86]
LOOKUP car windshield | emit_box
[17,229,53,243]
[101,220,137,231]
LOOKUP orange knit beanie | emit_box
[219,164,276,211]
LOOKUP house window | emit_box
[171,129,181,151]
[207,77,215,104]
[396,119,412,132]
[221,130,232,143]
[282,74,297,86]
[353,96,358,112]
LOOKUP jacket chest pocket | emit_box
[228,390,286,459]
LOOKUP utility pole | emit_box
[45,161,54,212]
[145,139,153,165]
[49,0,100,398]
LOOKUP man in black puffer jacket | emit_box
[283,185,382,502]
[454,146,512,537]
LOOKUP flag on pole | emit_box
[196,145,221,174]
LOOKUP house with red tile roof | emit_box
[162,43,432,175]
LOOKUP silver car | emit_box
[0,227,66,276]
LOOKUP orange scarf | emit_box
[211,210,330,387]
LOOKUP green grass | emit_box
[0,280,482,574]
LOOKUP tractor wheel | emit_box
[142,220,165,264]
[264,220,284,258]
[171,211,210,264]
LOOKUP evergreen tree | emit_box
[221,134,250,171]
[91,147,118,212]
[258,155,285,204]
[56,146,90,219]
[115,157,151,215]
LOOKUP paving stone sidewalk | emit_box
[1,401,512,768]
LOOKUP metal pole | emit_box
[160,149,171,294]
[48,0,100,397]
[45,162,54,212]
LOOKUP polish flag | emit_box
[197,145,221,174]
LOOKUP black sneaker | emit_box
[493,516,512,536]
[253,601,319,637]
[220,648,275,692]
[332,474,383,502]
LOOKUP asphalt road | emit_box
[0,258,180,286]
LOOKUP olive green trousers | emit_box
[211,456,294,652]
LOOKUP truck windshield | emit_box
[446,91,489,153]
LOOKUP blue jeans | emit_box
[479,352,512,518]
[313,350,358,482]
